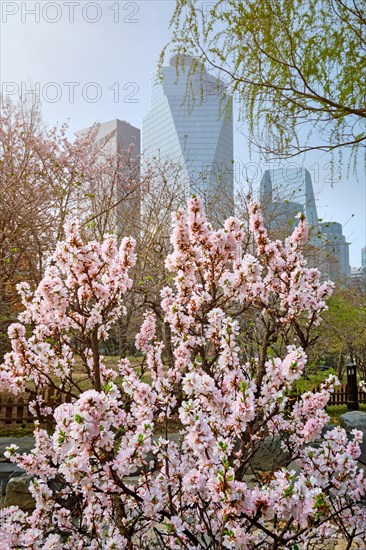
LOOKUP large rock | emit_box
[0,463,24,504]
[242,474,257,490]
[306,424,338,450]
[4,475,35,511]
[0,437,35,461]
[340,411,366,431]
[248,435,290,473]
[132,433,182,476]
[340,411,366,464]
[287,459,302,476]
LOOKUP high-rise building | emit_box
[260,167,318,229]
[318,222,351,281]
[352,246,366,290]
[142,55,234,220]
[351,265,366,290]
[86,119,140,158]
[260,166,351,282]
[76,119,141,237]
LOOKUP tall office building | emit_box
[351,266,366,290]
[86,119,140,158]
[76,119,141,237]
[351,246,366,290]
[260,166,351,282]
[260,167,318,229]
[142,55,234,220]
[319,222,351,281]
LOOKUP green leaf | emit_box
[74,414,83,424]
[104,382,113,394]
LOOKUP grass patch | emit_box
[294,369,336,393]
[0,423,36,438]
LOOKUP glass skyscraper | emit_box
[319,221,351,280]
[260,166,351,281]
[76,119,141,237]
[142,55,234,219]
[260,167,318,228]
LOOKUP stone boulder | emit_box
[131,433,183,476]
[244,435,290,473]
[306,423,338,450]
[340,411,366,464]
[4,475,35,511]
[286,459,302,476]
[240,474,256,489]
[0,463,25,504]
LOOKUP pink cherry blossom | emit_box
[0,197,365,548]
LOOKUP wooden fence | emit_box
[289,384,366,407]
[0,389,70,425]
[321,384,366,406]
[1,383,366,425]
[0,394,33,425]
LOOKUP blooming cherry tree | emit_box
[0,197,365,549]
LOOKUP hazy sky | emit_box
[1,0,365,266]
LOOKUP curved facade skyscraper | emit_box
[260,166,351,281]
[260,166,318,229]
[142,56,234,220]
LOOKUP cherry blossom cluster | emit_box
[0,220,136,399]
[0,197,365,548]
